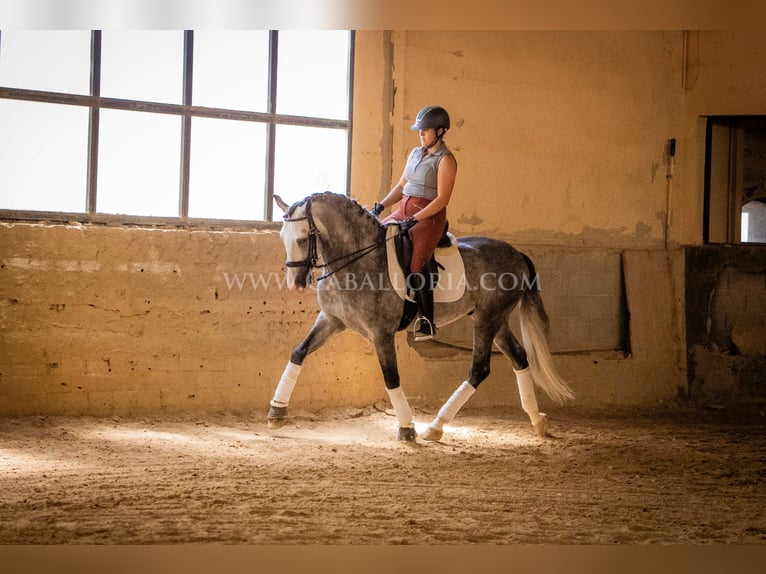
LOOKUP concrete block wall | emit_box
[531,247,627,353]
[0,222,384,416]
[686,245,766,405]
[0,220,687,416]
[711,266,766,356]
[434,246,628,354]
[393,247,686,410]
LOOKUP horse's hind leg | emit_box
[267,311,345,428]
[421,316,499,442]
[494,322,548,437]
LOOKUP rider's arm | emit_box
[379,170,407,210]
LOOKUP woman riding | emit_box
[371,105,458,341]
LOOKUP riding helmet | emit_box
[410,105,451,132]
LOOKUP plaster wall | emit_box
[382,31,685,249]
[2,31,765,415]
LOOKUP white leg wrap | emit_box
[429,381,476,432]
[270,362,302,408]
[515,367,544,424]
[386,386,414,429]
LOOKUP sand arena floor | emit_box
[0,403,764,544]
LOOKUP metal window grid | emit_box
[0,30,355,228]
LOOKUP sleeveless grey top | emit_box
[402,143,454,201]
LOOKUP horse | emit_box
[268,191,574,442]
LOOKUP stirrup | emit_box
[412,316,435,341]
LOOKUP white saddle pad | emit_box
[385,225,466,303]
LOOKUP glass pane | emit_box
[189,117,267,220]
[100,31,184,104]
[0,99,88,212]
[97,109,181,216]
[277,31,350,120]
[742,201,766,243]
[193,31,269,112]
[0,30,91,94]
[273,125,348,207]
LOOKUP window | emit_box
[0,30,354,224]
[704,116,766,244]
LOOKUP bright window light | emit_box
[0,31,352,222]
[192,31,270,112]
[741,200,766,243]
[742,212,750,242]
[0,30,91,94]
[97,109,181,217]
[100,30,184,104]
[0,99,88,212]
[189,116,268,220]
[277,30,350,120]
[273,124,349,206]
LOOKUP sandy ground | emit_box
[0,403,764,545]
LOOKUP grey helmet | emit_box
[410,105,451,133]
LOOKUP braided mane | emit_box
[285,192,383,229]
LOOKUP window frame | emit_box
[0,30,355,228]
[703,115,766,245]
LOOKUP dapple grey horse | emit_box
[268,192,573,441]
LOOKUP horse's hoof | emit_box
[268,405,288,429]
[267,417,287,429]
[533,413,549,437]
[421,425,443,442]
[397,426,417,442]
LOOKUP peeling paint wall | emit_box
[686,246,766,405]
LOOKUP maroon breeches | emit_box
[382,195,447,273]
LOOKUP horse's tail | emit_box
[518,253,575,404]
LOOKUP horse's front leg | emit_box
[373,332,417,442]
[267,311,345,428]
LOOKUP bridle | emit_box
[282,197,392,285]
[283,198,321,283]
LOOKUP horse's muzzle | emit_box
[286,266,310,290]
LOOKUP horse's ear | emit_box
[274,195,290,214]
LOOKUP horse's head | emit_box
[276,195,319,290]
[276,192,383,290]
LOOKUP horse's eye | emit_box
[296,237,308,247]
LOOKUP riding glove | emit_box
[398,216,418,233]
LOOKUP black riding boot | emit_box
[411,265,437,341]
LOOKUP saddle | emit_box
[384,221,466,328]
[393,221,453,278]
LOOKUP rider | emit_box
[371,105,457,341]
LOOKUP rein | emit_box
[283,197,393,284]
